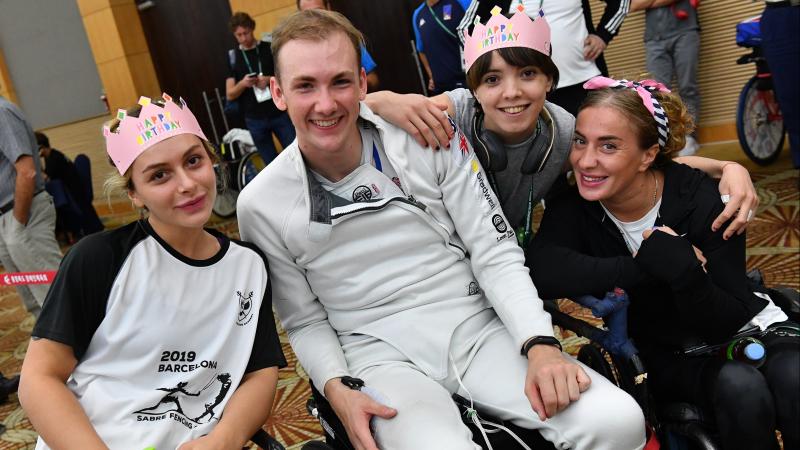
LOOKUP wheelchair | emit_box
[305,379,557,450]
[543,269,800,450]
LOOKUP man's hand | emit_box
[256,74,269,90]
[239,75,257,89]
[324,378,397,450]
[13,155,37,226]
[365,91,452,148]
[713,162,759,239]
[524,345,590,420]
[583,34,607,61]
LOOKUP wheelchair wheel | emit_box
[736,76,785,166]
[577,344,617,386]
[212,162,238,218]
[238,151,266,190]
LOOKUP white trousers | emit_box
[340,310,645,450]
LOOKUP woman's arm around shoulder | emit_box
[364,90,454,148]
[674,156,759,238]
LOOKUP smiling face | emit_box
[473,51,553,144]
[570,105,658,205]
[128,133,216,234]
[271,30,366,172]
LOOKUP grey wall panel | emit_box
[0,0,105,128]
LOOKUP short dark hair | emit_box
[229,12,256,32]
[35,131,49,148]
[466,46,559,93]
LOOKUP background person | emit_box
[413,0,471,95]
[760,0,800,168]
[19,95,286,449]
[0,95,62,318]
[510,0,631,116]
[529,77,799,450]
[225,12,295,165]
[35,131,104,242]
[296,0,381,91]
[631,0,702,156]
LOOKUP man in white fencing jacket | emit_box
[237,9,645,450]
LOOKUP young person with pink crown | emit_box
[367,4,759,246]
[238,8,645,450]
[18,94,286,449]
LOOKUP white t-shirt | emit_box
[510,0,601,88]
[32,220,286,449]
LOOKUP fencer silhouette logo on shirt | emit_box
[353,185,372,202]
[133,373,233,429]
[236,290,254,326]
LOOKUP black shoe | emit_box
[0,374,20,403]
[301,442,336,450]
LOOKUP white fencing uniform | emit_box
[238,104,645,449]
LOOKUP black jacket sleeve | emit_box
[585,0,630,44]
[528,190,647,299]
[635,198,766,342]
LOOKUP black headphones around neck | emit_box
[470,103,554,177]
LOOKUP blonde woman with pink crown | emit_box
[18,94,286,449]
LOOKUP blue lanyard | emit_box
[372,142,382,172]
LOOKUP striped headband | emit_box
[583,76,671,150]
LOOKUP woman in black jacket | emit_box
[529,77,799,450]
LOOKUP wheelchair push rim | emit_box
[212,162,238,218]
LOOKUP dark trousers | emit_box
[645,327,799,450]
[761,5,800,168]
[245,112,296,165]
[547,82,590,117]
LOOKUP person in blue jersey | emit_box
[413,0,471,95]
[297,0,380,91]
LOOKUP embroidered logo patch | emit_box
[236,290,254,326]
[492,214,507,233]
[353,185,373,202]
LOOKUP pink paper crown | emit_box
[463,5,551,72]
[104,93,208,175]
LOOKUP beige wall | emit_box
[229,0,296,36]
[76,0,160,113]
[590,1,765,142]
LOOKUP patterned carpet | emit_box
[0,167,797,449]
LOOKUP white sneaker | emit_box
[679,136,699,156]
